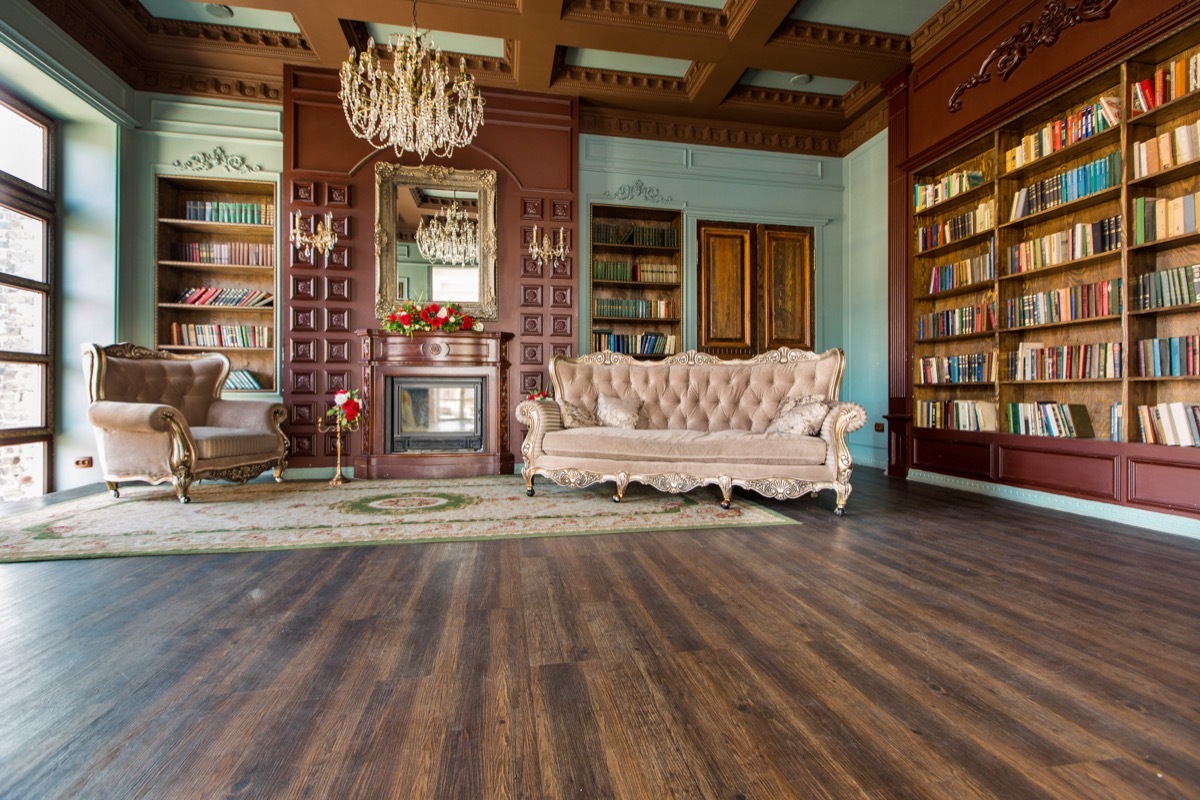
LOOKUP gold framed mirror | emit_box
[374,164,498,320]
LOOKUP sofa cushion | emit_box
[541,427,827,466]
[766,395,830,436]
[597,394,640,429]
[191,427,281,460]
[557,399,601,429]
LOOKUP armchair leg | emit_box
[273,463,286,483]
[173,474,193,504]
[106,481,119,498]
[834,484,851,516]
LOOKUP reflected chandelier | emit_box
[416,201,479,265]
[338,1,484,161]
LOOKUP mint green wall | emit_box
[842,129,889,469]
[579,135,844,354]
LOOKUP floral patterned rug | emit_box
[0,476,791,562]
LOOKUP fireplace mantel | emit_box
[354,329,513,479]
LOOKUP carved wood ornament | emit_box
[948,0,1119,112]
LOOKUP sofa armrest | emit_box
[516,399,563,469]
[207,399,287,433]
[88,401,185,434]
[820,401,868,484]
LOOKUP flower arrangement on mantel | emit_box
[381,299,482,337]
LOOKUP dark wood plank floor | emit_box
[1,469,1198,799]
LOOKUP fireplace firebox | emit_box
[385,377,485,453]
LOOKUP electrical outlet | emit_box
[74,457,93,468]
[874,423,885,433]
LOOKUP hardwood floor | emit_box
[1,469,1197,799]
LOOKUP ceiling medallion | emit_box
[948,0,1119,112]
[338,0,485,160]
[416,201,479,265]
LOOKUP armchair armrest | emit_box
[820,401,868,485]
[87,401,186,434]
[516,399,563,469]
[207,399,287,432]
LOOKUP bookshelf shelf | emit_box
[593,316,682,324]
[154,174,278,392]
[1127,229,1200,252]
[1001,186,1121,228]
[1128,86,1200,124]
[1000,250,1121,281]
[915,281,995,303]
[1127,155,1200,188]
[1001,125,1121,180]
[913,181,995,218]
[915,330,996,344]
[998,314,1123,334]
[591,279,681,290]
[1128,303,1200,318]
[914,229,993,257]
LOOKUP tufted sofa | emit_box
[82,343,289,503]
[516,347,867,514]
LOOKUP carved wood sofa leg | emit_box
[612,474,628,503]
[719,478,733,510]
[106,481,120,498]
[835,484,851,516]
[524,471,536,497]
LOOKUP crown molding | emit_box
[840,96,888,155]
[561,0,727,35]
[842,81,885,118]
[908,0,993,61]
[135,66,284,102]
[555,67,690,98]
[770,20,911,57]
[721,86,844,118]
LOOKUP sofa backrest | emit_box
[551,347,844,433]
[83,343,227,427]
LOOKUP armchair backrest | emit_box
[82,343,229,427]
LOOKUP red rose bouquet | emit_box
[382,299,480,337]
[327,388,362,430]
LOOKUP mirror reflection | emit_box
[375,164,498,321]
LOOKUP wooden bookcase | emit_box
[905,20,1200,515]
[154,175,278,392]
[588,203,682,358]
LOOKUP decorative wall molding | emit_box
[770,20,911,58]
[603,180,674,204]
[840,98,889,156]
[172,146,263,173]
[561,0,726,34]
[948,0,1120,112]
[579,106,840,156]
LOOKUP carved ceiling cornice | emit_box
[555,67,690,98]
[26,0,145,87]
[769,20,911,57]
[909,0,993,60]
[840,96,888,155]
[561,0,727,35]
[722,86,844,118]
[135,67,284,102]
[841,81,885,118]
[579,105,841,156]
[108,0,311,55]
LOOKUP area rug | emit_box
[0,476,792,562]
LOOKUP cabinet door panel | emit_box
[698,222,754,355]
[761,226,814,351]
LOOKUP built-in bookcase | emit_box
[588,203,682,358]
[907,19,1200,506]
[154,175,278,392]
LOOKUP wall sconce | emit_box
[529,224,568,266]
[291,212,338,259]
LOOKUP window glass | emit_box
[0,362,45,429]
[0,441,46,501]
[0,204,46,281]
[0,285,45,354]
[430,266,480,302]
[0,104,47,189]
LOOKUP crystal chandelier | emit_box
[416,200,479,265]
[338,2,485,161]
[529,224,568,266]
[290,212,338,259]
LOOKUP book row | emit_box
[593,297,674,319]
[916,352,996,385]
[916,199,995,252]
[172,287,273,307]
[1130,54,1200,115]
[1008,151,1121,220]
[169,242,275,266]
[926,249,994,294]
[1003,277,1122,328]
[593,223,679,248]
[1131,120,1200,178]
[181,200,275,225]
[1137,402,1200,446]
[1135,335,1200,378]
[915,399,998,431]
[225,369,264,391]
[1006,216,1122,275]
[591,331,678,356]
[168,324,273,349]
[591,260,680,283]
[1003,95,1120,172]
[916,302,996,341]
[913,169,985,213]
[1134,263,1200,310]
[1132,192,1200,244]
[1006,341,1123,381]
[1005,401,1095,438]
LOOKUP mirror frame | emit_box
[374,163,499,320]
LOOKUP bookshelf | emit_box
[588,203,682,358]
[904,20,1200,514]
[154,175,278,392]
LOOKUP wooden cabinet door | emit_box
[760,226,814,351]
[698,222,755,356]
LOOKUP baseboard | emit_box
[908,470,1200,542]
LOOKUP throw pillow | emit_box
[767,395,830,436]
[596,394,641,429]
[557,399,601,429]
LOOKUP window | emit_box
[0,91,55,501]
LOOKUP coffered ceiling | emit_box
[25,0,984,154]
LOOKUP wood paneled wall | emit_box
[282,68,578,469]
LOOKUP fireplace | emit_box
[355,330,513,479]
[385,377,485,453]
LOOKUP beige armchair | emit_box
[82,343,288,503]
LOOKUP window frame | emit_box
[0,87,57,493]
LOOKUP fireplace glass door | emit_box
[386,377,485,453]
